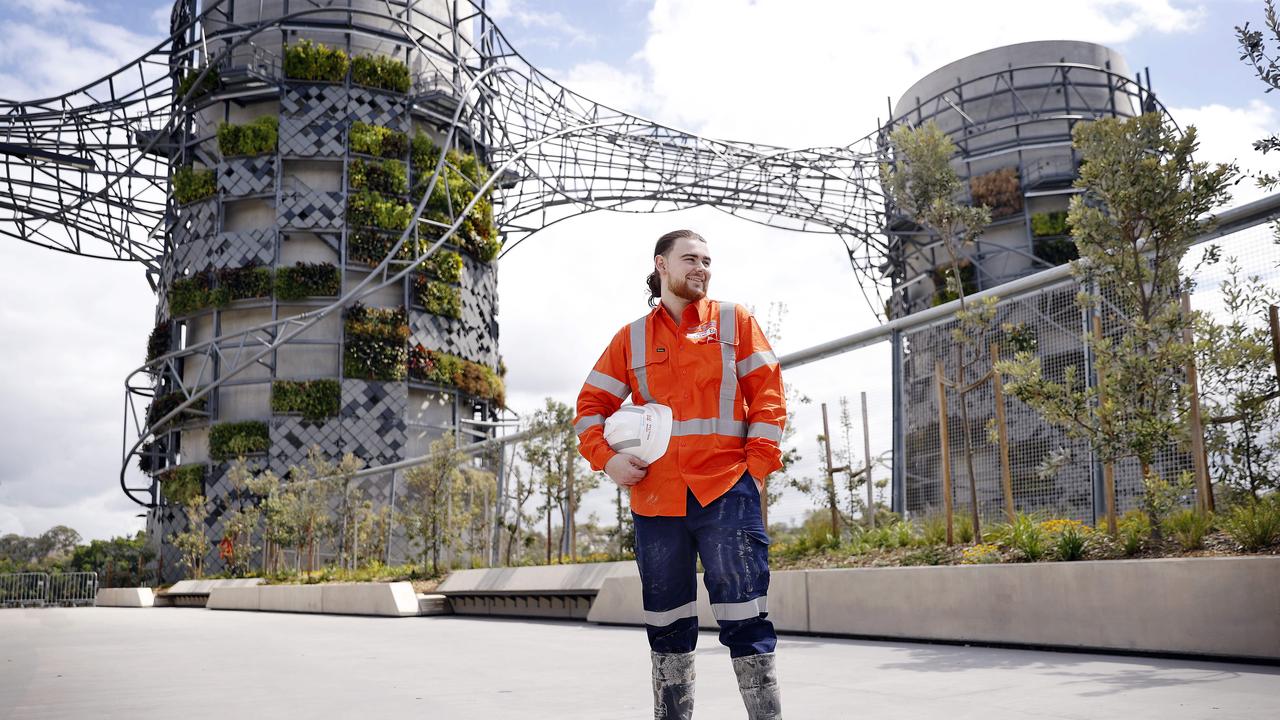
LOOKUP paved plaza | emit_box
[1,607,1276,719]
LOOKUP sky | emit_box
[1,0,1278,542]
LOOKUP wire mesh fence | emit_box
[896,217,1280,526]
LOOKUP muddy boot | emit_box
[651,650,695,719]
[732,652,780,719]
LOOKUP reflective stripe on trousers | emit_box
[632,471,776,659]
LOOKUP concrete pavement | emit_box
[1,608,1276,719]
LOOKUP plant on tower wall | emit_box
[173,165,216,205]
[217,116,279,157]
[272,379,342,422]
[351,53,411,93]
[209,421,271,461]
[283,40,349,83]
[343,303,409,381]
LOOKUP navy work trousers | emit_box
[632,471,776,658]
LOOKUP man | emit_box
[574,229,785,719]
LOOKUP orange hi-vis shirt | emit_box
[574,297,786,517]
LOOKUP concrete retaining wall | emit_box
[588,557,1280,661]
[207,582,419,617]
[437,561,637,594]
[94,588,155,608]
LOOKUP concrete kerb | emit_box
[94,588,155,608]
[207,582,420,616]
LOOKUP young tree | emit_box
[403,433,465,575]
[521,398,589,563]
[1236,0,1280,198]
[1195,260,1280,502]
[502,463,538,565]
[997,113,1235,532]
[171,495,209,579]
[882,120,995,541]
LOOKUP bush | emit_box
[350,122,408,159]
[988,512,1046,561]
[350,53,410,93]
[423,250,463,284]
[930,262,976,306]
[173,165,216,205]
[217,116,279,157]
[348,190,413,231]
[411,134,500,263]
[343,304,409,381]
[1163,508,1215,551]
[145,391,207,431]
[959,543,1002,564]
[415,277,462,319]
[159,464,205,506]
[1113,509,1151,556]
[1040,518,1090,561]
[176,66,219,102]
[920,512,947,545]
[347,228,416,266]
[275,262,340,301]
[349,158,408,195]
[169,271,215,316]
[407,343,504,405]
[1033,236,1079,265]
[210,265,273,307]
[209,421,270,461]
[900,545,946,566]
[146,321,171,363]
[283,39,349,83]
[272,379,341,422]
[1219,498,1280,550]
[970,167,1022,218]
[1030,210,1069,237]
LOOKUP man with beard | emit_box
[574,229,786,719]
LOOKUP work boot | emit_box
[651,650,696,719]
[732,652,781,719]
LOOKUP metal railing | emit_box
[0,572,99,608]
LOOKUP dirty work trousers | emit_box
[632,471,776,658]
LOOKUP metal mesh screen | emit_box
[897,220,1280,525]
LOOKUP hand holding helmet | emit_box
[603,403,673,487]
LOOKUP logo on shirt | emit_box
[686,320,718,344]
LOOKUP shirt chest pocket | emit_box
[629,348,670,403]
[689,337,735,391]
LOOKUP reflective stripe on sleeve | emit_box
[736,350,777,377]
[644,600,699,627]
[711,595,768,622]
[574,415,605,434]
[746,422,783,442]
[586,370,629,399]
[718,302,737,422]
[612,438,642,450]
[629,317,654,403]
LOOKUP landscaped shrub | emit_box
[970,167,1022,218]
[146,391,208,431]
[343,303,409,381]
[1163,509,1215,550]
[176,66,219,102]
[1218,498,1280,550]
[210,264,273,307]
[350,53,410,93]
[283,39,349,83]
[414,276,462,319]
[408,343,504,405]
[988,512,1046,561]
[347,190,413,231]
[423,249,463,283]
[209,420,270,461]
[173,165,216,204]
[349,158,408,195]
[1030,210,1070,237]
[146,321,171,363]
[159,464,205,506]
[272,379,341,422]
[169,271,215,316]
[275,262,340,301]
[1040,518,1090,561]
[217,116,279,157]
[1112,509,1151,556]
[349,122,408,158]
[959,543,1002,564]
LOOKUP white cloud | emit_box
[488,0,598,49]
[1168,99,1280,207]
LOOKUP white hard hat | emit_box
[604,403,673,465]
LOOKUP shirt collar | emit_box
[654,296,712,329]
